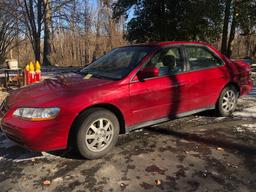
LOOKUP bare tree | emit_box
[16,0,43,62]
[1,0,125,67]
[0,0,18,65]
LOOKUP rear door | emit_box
[129,46,191,125]
[184,45,228,110]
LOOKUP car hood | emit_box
[7,73,114,108]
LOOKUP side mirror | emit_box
[137,67,159,81]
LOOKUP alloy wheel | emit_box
[85,118,114,152]
[222,90,237,113]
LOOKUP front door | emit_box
[129,46,191,125]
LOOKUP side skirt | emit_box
[126,106,215,133]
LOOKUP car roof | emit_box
[157,41,210,47]
[122,41,211,48]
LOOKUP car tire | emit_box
[216,86,238,117]
[76,108,120,159]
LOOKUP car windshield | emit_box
[80,46,153,80]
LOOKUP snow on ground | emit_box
[235,124,256,134]
[233,106,256,118]
[241,124,256,133]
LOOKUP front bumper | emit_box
[1,114,71,151]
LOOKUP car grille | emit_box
[0,99,9,117]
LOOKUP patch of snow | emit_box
[233,106,256,118]
[235,124,256,133]
[41,151,60,158]
[249,87,256,96]
[242,124,256,133]
[215,117,226,121]
[235,127,245,133]
[13,151,60,162]
[13,153,42,162]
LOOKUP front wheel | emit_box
[76,108,120,159]
[216,86,238,117]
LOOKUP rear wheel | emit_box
[76,108,119,159]
[216,86,238,116]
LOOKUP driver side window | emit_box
[143,47,184,78]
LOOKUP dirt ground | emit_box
[0,77,255,191]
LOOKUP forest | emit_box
[0,0,255,67]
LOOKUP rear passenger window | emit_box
[186,46,222,70]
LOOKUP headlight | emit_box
[13,107,60,121]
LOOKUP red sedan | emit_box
[0,42,253,159]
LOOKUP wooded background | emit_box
[0,0,255,68]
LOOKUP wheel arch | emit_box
[67,103,126,149]
[224,82,240,96]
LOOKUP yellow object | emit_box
[29,62,34,72]
[83,73,93,79]
[35,60,41,72]
[25,64,30,71]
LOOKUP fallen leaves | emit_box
[43,180,51,186]
[217,147,224,151]
[155,179,161,185]
[120,182,128,189]
[120,183,126,187]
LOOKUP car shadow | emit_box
[145,126,256,154]
[47,149,85,160]
[196,110,219,117]
[0,141,43,161]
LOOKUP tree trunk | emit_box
[106,0,114,50]
[227,9,237,58]
[43,0,52,65]
[221,0,232,55]
[107,19,113,50]
[93,5,102,61]
[245,35,251,56]
[34,34,41,62]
